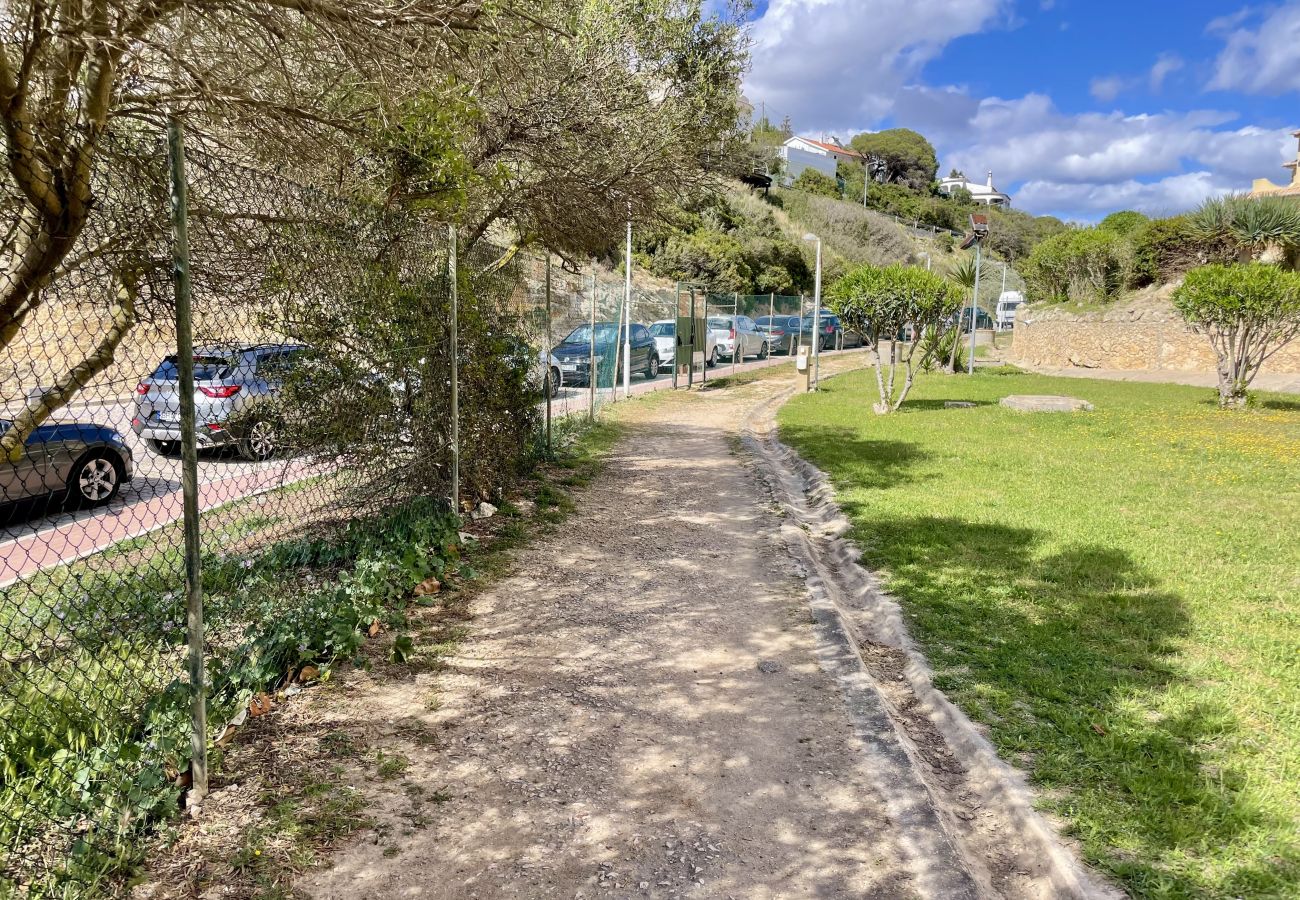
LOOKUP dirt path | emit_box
[299,359,1106,900]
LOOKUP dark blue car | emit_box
[0,419,134,509]
[550,322,660,386]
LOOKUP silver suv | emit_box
[133,344,304,460]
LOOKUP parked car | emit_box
[133,343,305,460]
[708,315,769,361]
[755,315,802,354]
[649,319,720,369]
[536,350,564,399]
[996,291,1024,330]
[799,313,851,351]
[550,322,660,386]
[1,419,133,509]
[949,307,995,333]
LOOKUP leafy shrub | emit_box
[1098,210,1150,236]
[0,498,460,892]
[1023,227,1127,303]
[1126,215,1200,287]
[828,264,962,412]
[1172,263,1300,407]
[793,168,841,199]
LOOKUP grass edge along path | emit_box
[778,369,1299,900]
[128,416,622,900]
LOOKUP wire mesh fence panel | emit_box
[1,125,188,894]
[0,122,546,895]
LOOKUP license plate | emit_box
[154,411,179,424]
[560,364,578,372]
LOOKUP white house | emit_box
[937,171,1012,207]
[779,136,864,184]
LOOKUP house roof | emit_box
[790,136,863,159]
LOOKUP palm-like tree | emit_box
[944,255,980,372]
[1190,194,1300,265]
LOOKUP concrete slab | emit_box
[1000,394,1094,412]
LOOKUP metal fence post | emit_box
[544,254,552,457]
[588,266,596,422]
[166,116,207,808]
[448,225,459,511]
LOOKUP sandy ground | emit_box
[301,358,928,898]
[287,356,1107,900]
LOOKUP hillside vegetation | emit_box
[1022,198,1300,308]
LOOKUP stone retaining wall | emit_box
[1009,302,1300,374]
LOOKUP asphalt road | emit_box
[0,397,306,587]
[1,348,850,587]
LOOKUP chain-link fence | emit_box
[0,119,576,895]
[0,115,842,894]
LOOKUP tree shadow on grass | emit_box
[840,511,1298,897]
[778,425,932,491]
[1260,398,1300,412]
[894,398,998,412]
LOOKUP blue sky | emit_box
[740,0,1300,221]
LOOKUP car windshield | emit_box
[563,324,620,345]
[648,322,674,337]
[707,317,731,330]
[151,354,236,381]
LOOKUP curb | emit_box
[740,375,1122,900]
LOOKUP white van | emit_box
[996,291,1024,330]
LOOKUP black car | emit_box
[949,308,995,333]
[550,322,660,386]
[755,315,802,354]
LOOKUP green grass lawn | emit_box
[778,369,1300,899]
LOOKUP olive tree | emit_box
[1172,263,1300,408]
[0,0,494,462]
[828,264,962,413]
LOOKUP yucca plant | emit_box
[918,324,965,373]
[943,254,980,371]
[1190,194,1300,265]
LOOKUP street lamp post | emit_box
[803,233,823,389]
[960,214,990,376]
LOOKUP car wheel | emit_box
[548,366,561,399]
[707,347,719,368]
[644,354,659,380]
[758,341,769,360]
[146,438,180,457]
[239,419,277,462]
[67,451,123,508]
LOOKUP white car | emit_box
[648,319,720,369]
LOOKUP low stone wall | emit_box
[1009,302,1300,374]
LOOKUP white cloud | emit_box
[1209,3,1300,94]
[743,0,1009,133]
[905,93,1296,217]
[742,0,1297,219]
[1014,172,1239,219]
[1089,76,1127,103]
[1149,52,1183,92]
